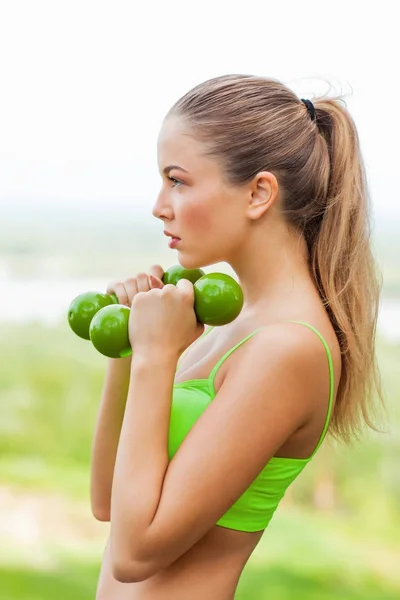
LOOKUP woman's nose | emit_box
[152,191,173,220]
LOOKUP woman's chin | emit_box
[178,253,222,272]
[178,257,202,270]
[177,252,207,271]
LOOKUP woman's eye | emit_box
[168,176,182,188]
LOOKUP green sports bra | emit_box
[168,321,335,533]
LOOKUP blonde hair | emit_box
[168,74,384,442]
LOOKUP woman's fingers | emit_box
[105,265,165,307]
[123,278,140,305]
[148,264,165,289]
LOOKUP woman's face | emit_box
[153,115,248,270]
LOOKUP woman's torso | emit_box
[96,303,342,599]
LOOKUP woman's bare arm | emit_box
[90,355,132,521]
[90,265,165,521]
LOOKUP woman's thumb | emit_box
[149,275,164,289]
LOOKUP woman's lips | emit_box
[168,237,181,249]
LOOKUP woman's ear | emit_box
[247,171,279,220]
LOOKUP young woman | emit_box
[91,74,383,599]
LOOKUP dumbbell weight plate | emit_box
[89,304,132,358]
[68,291,119,340]
[194,273,244,326]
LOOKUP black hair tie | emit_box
[301,98,317,124]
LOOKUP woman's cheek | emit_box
[184,204,212,234]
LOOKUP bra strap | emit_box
[208,328,263,390]
[283,320,335,456]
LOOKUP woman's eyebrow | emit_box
[163,165,189,176]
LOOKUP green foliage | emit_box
[0,563,99,600]
[0,322,105,495]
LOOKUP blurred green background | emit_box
[1,206,400,600]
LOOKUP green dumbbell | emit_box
[67,291,119,340]
[68,265,244,358]
[67,266,205,342]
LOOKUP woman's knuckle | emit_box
[163,284,175,294]
[124,277,136,285]
[132,292,142,304]
[135,273,150,290]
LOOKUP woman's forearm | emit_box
[110,350,178,567]
[90,355,132,520]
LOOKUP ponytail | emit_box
[307,98,385,441]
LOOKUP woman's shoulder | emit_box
[227,317,341,414]
[217,315,341,394]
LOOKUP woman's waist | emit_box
[97,527,260,600]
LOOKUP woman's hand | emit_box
[105,265,165,307]
[128,278,205,358]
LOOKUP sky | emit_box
[0,0,399,225]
